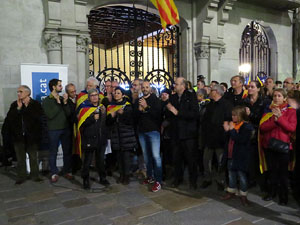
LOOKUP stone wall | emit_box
[219,1,293,83]
[0,0,47,120]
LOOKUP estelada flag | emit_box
[107,101,131,115]
[150,0,180,29]
[75,103,103,157]
[76,89,104,110]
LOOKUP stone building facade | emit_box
[1,0,300,126]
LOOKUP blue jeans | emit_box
[138,131,162,183]
[228,159,248,195]
[48,129,71,176]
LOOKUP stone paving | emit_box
[0,167,299,225]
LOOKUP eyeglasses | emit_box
[89,94,98,97]
[283,81,291,84]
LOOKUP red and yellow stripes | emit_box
[75,105,101,157]
[107,102,131,115]
[76,92,104,109]
[258,112,273,174]
[150,0,180,29]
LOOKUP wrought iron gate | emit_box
[239,21,270,82]
[88,6,180,92]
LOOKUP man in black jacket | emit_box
[5,85,44,184]
[201,84,233,189]
[166,77,199,189]
[135,81,162,192]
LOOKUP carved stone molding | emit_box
[74,0,88,5]
[218,47,226,60]
[218,0,237,25]
[194,45,210,60]
[44,33,62,51]
[76,35,90,52]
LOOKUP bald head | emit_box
[283,77,294,91]
[141,81,151,97]
[174,77,186,95]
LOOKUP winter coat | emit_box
[224,123,254,172]
[81,109,107,151]
[202,97,233,148]
[167,90,199,140]
[260,105,297,150]
[5,98,44,144]
[134,93,161,133]
[107,100,137,151]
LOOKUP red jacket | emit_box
[260,106,297,150]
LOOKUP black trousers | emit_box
[81,145,106,179]
[172,138,198,184]
[117,150,132,176]
[265,151,289,200]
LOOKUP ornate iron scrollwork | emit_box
[240,21,270,81]
[88,6,179,90]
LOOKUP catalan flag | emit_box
[150,0,180,29]
[75,102,103,157]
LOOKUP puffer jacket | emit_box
[107,100,137,151]
[260,105,297,150]
[81,109,107,151]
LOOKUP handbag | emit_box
[268,138,289,154]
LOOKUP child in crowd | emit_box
[222,106,254,206]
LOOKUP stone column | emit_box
[77,35,90,90]
[44,33,62,64]
[194,42,210,82]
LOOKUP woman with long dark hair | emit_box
[106,87,137,185]
[244,81,270,189]
[259,88,297,205]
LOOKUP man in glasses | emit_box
[42,79,72,183]
[283,77,294,91]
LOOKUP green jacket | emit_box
[42,94,71,131]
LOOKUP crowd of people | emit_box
[1,74,300,207]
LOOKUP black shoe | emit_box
[189,183,197,190]
[216,180,225,191]
[201,180,212,189]
[262,194,273,201]
[279,199,288,206]
[15,179,26,185]
[33,177,44,183]
[100,178,110,186]
[171,179,182,188]
[83,178,90,190]
[122,176,130,185]
[116,176,123,184]
[107,171,113,177]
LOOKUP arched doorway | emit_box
[239,21,277,82]
[87,5,180,92]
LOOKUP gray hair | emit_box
[134,78,144,86]
[19,85,31,96]
[86,77,99,87]
[65,83,75,93]
[211,84,224,96]
[197,88,207,97]
[88,88,99,98]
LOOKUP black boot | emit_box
[100,177,110,186]
[116,174,124,184]
[122,175,130,185]
[83,177,90,190]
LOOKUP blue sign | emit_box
[32,72,59,102]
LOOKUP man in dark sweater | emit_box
[135,81,162,192]
[42,79,72,182]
